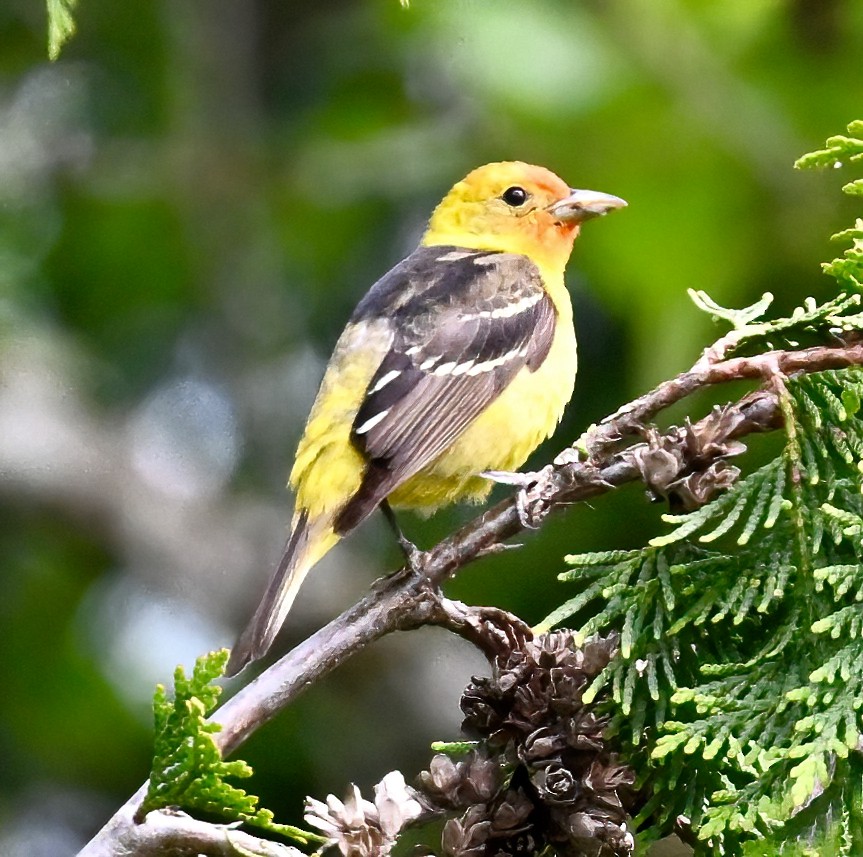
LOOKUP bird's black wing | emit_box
[334,245,557,533]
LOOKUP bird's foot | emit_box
[481,469,540,488]
[395,531,425,572]
[380,500,426,573]
[483,465,556,529]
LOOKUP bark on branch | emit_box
[82,804,305,857]
[78,338,863,856]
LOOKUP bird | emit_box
[226,161,626,675]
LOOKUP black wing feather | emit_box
[334,246,557,534]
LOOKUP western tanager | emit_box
[226,161,625,675]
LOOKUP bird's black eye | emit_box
[501,186,528,207]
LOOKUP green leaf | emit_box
[688,288,774,329]
[841,388,861,418]
[47,0,78,61]
[794,122,863,171]
[430,740,479,755]
[141,650,324,846]
[790,753,830,809]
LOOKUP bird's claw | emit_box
[482,469,541,488]
[516,490,544,529]
[483,465,556,529]
[380,500,428,573]
[396,532,426,573]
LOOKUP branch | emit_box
[81,802,304,857]
[79,338,863,856]
[584,340,863,455]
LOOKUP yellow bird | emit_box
[226,162,625,675]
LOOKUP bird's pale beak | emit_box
[547,188,627,225]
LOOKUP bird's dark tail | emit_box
[225,510,339,676]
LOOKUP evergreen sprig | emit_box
[688,287,863,362]
[547,369,863,856]
[796,120,863,293]
[541,124,863,854]
[140,649,324,847]
[678,123,863,369]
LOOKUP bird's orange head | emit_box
[422,161,626,272]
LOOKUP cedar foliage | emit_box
[540,120,863,854]
[142,649,322,846]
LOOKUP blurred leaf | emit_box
[47,0,78,60]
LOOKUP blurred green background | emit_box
[0,1,861,853]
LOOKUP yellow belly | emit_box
[387,316,577,510]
